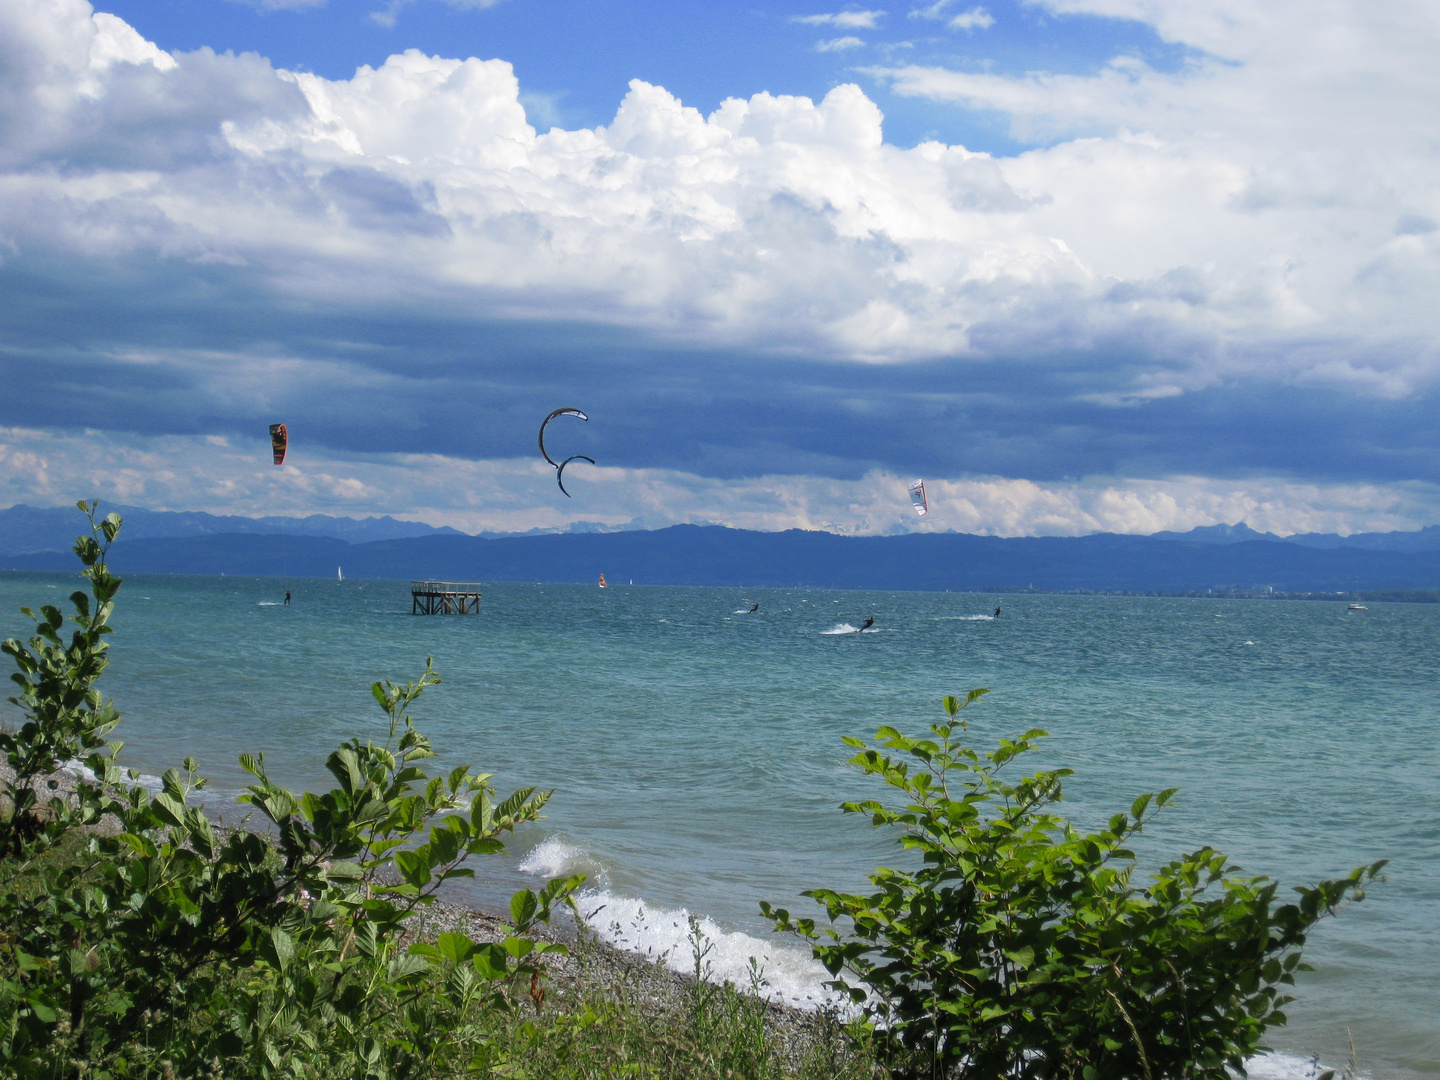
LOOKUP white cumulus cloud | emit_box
[1,0,1438,532]
[2,0,1434,392]
[793,10,885,29]
[948,7,994,30]
[910,0,993,29]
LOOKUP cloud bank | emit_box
[1,0,1438,534]
[6,426,1435,538]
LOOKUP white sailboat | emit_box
[337,566,343,581]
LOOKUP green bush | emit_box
[763,689,1385,1080]
[0,503,581,1078]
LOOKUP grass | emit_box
[407,901,880,1080]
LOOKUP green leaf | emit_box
[151,791,187,829]
[510,889,539,928]
[1003,946,1035,968]
[394,849,432,888]
[437,933,476,964]
[386,954,430,984]
[25,995,58,1024]
[264,927,294,973]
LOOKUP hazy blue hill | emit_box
[1150,522,1284,544]
[7,524,1440,594]
[1282,524,1440,552]
[1149,521,1440,552]
[0,503,461,555]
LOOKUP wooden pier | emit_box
[411,580,482,615]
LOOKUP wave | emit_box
[1245,1051,1360,1080]
[821,623,877,635]
[519,839,852,1011]
[64,758,165,792]
[62,759,253,820]
[257,601,281,606]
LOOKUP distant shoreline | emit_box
[6,523,1440,595]
[2,566,1438,605]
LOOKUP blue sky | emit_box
[97,0,1193,151]
[2,0,1438,536]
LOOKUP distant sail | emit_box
[907,479,928,516]
[337,566,343,581]
[269,423,288,466]
[598,573,607,589]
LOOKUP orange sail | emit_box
[269,423,288,466]
[598,573,607,589]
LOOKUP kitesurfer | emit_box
[860,617,875,631]
[749,602,760,614]
[285,590,291,606]
[994,607,1001,618]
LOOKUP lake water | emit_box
[1,570,1435,1079]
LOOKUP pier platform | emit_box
[411,580,482,615]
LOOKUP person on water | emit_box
[860,616,875,631]
[749,602,760,614]
[993,607,1001,618]
[284,590,291,606]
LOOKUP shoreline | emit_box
[0,762,1390,1078]
[0,759,844,1064]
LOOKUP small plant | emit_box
[0,503,582,1077]
[764,689,1385,1080]
[0,500,123,855]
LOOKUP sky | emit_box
[1,0,1438,537]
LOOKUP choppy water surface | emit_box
[2,572,1436,1078]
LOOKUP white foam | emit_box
[258,601,280,606]
[519,838,854,1011]
[574,891,855,1012]
[821,622,861,634]
[935,614,995,621]
[1244,1050,1367,1079]
[63,758,164,792]
[519,836,596,878]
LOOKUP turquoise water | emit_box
[2,571,1436,1078]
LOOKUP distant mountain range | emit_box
[0,503,464,553]
[4,509,1440,595]
[0,503,653,557]
[1149,520,1440,552]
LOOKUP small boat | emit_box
[598,573,607,589]
[1347,603,1366,610]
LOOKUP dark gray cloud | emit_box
[4,247,1438,488]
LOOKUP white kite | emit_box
[907,479,928,516]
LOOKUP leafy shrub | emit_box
[763,689,1385,1080]
[0,503,581,1078]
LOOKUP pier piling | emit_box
[410,580,482,615]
